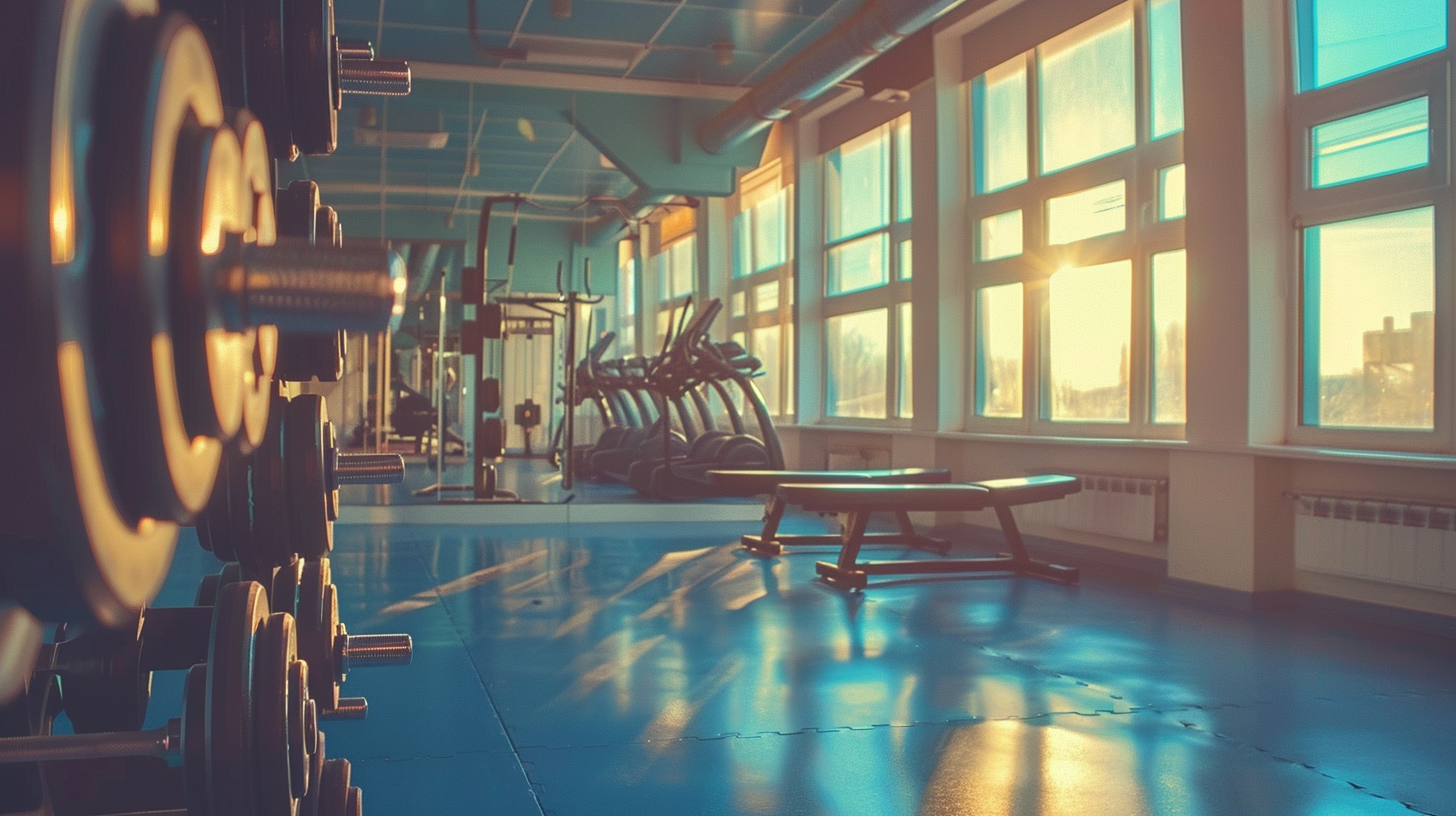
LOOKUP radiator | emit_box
[1292,494,1456,592]
[1013,473,1168,544]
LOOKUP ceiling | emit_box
[281,0,864,243]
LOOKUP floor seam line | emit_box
[409,538,551,816]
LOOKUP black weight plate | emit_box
[275,333,345,382]
[197,444,251,563]
[182,664,210,816]
[295,560,337,711]
[92,12,226,524]
[253,612,297,816]
[170,122,247,445]
[346,787,361,816]
[275,180,319,241]
[60,620,149,733]
[324,422,340,522]
[236,110,279,454]
[207,581,268,816]
[314,205,338,245]
[244,0,296,160]
[285,394,332,558]
[287,0,337,155]
[250,394,295,572]
[220,562,245,588]
[196,573,222,607]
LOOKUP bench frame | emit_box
[744,494,952,557]
[813,502,1078,589]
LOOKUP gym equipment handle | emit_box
[339,633,412,670]
[0,720,180,765]
[335,453,406,485]
[217,238,407,334]
[339,58,412,96]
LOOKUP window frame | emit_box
[963,0,1187,440]
[820,112,915,424]
[1286,1,1455,453]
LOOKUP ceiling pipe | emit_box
[582,188,676,247]
[697,0,968,155]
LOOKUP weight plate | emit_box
[275,179,319,242]
[287,0,337,155]
[58,618,150,733]
[249,393,295,572]
[288,659,311,798]
[271,557,304,615]
[182,663,210,816]
[170,122,248,447]
[318,758,350,816]
[285,394,333,558]
[207,581,268,816]
[92,11,226,524]
[0,0,183,625]
[244,0,296,160]
[196,573,222,607]
[346,786,361,816]
[299,730,327,816]
[325,421,340,521]
[235,109,279,454]
[196,446,250,563]
[295,559,338,711]
[253,612,298,816]
[219,562,245,588]
[314,205,338,246]
[276,333,346,382]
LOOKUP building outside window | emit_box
[966,0,1186,436]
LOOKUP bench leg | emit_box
[742,495,788,556]
[816,503,1079,588]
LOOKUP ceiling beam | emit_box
[410,62,747,101]
[325,183,583,202]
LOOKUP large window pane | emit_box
[753,325,782,418]
[826,232,888,295]
[1038,5,1136,174]
[1149,0,1185,138]
[898,302,913,419]
[1047,180,1127,245]
[895,114,913,222]
[1304,208,1434,429]
[1159,165,1186,220]
[826,127,889,239]
[1312,97,1430,188]
[1151,250,1187,424]
[898,239,913,280]
[826,309,888,418]
[754,189,788,272]
[1301,0,1446,90]
[979,209,1024,260]
[977,283,1023,418]
[1048,260,1132,422]
[973,56,1029,193]
[754,281,779,315]
[659,237,694,301]
[732,210,751,278]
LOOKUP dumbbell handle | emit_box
[339,58,411,96]
[216,236,406,334]
[0,719,180,765]
[337,633,412,671]
[336,40,375,60]
[333,453,406,486]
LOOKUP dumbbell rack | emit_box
[0,0,415,814]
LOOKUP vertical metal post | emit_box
[562,288,579,490]
[435,286,447,485]
[359,334,370,451]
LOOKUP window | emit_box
[822,113,914,421]
[966,0,1184,436]
[1291,0,1451,450]
[728,161,795,417]
[615,240,637,355]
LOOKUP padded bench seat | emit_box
[708,468,954,556]
[772,474,1082,589]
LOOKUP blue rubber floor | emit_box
[148,521,1456,815]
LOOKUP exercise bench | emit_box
[773,474,1082,590]
[709,468,954,556]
